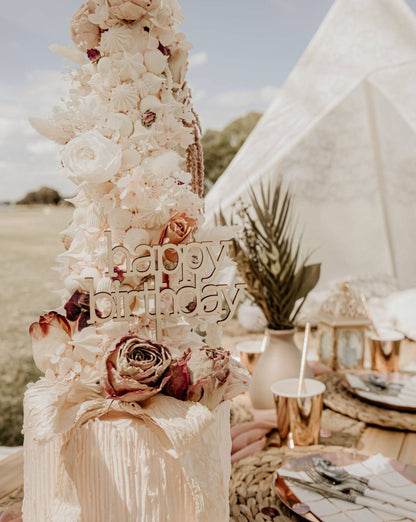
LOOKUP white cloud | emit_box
[0,70,73,202]
[193,85,280,131]
[216,85,280,108]
[192,89,207,103]
[188,51,208,68]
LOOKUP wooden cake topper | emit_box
[86,231,246,340]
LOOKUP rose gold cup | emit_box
[237,340,264,374]
[271,378,325,447]
[369,330,404,372]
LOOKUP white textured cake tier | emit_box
[23,400,231,522]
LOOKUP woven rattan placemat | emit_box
[228,394,366,520]
[229,445,364,521]
[320,372,416,431]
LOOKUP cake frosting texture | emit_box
[23,397,231,521]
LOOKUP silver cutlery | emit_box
[365,375,404,394]
[312,457,416,504]
[305,466,416,513]
[279,474,416,520]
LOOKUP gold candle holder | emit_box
[271,378,325,447]
[236,340,264,375]
[369,331,404,372]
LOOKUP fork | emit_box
[305,467,416,513]
[280,474,416,520]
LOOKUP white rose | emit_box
[62,130,122,184]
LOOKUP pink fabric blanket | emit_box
[0,504,22,522]
[231,409,277,463]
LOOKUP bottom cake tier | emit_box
[23,399,231,522]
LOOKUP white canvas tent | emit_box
[205,0,416,289]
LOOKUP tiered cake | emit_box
[23,1,248,520]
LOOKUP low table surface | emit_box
[1,322,416,504]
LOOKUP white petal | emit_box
[49,44,86,65]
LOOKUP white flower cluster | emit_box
[31,0,209,359]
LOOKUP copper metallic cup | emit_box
[237,340,264,375]
[369,331,404,372]
[271,378,325,447]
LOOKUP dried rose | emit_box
[163,351,192,401]
[64,290,101,330]
[101,335,171,402]
[163,347,249,410]
[87,48,101,62]
[158,42,169,56]
[108,0,152,21]
[29,312,71,373]
[70,3,101,53]
[141,110,157,128]
[159,213,196,263]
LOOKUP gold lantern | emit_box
[317,283,370,371]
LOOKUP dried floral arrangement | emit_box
[220,181,321,331]
[26,0,249,439]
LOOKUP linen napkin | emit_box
[279,454,416,521]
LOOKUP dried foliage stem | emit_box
[219,181,321,331]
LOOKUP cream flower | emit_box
[110,83,140,112]
[100,24,134,54]
[107,208,132,230]
[114,51,146,81]
[70,2,101,52]
[123,228,150,252]
[169,49,188,86]
[108,0,152,22]
[62,130,122,184]
[144,49,168,75]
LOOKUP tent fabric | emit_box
[205,0,416,289]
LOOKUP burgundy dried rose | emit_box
[159,213,196,263]
[110,266,125,282]
[70,3,101,53]
[64,290,100,330]
[158,42,169,56]
[108,0,152,21]
[163,350,192,401]
[87,49,101,62]
[29,312,71,372]
[163,347,250,410]
[101,335,172,402]
[141,110,157,127]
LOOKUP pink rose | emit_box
[101,335,171,402]
[108,0,152,21]
[159,212,196,263]
[29,312,72,373]
[70,2,101,53]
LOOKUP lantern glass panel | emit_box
[337,329,364,370]
[320,330,333,364]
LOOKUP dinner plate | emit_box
[274,451,416,522]
[343,371,416,413]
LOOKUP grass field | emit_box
[0,206,73,445]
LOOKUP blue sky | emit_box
[1,0,416,200]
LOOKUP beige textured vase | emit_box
[249,329,313,409]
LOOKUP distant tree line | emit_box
[202,111,262,191]
[17,186,64,206]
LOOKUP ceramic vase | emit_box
[249,328,313,409]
